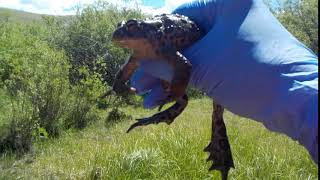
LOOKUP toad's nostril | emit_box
[117,20,125,27]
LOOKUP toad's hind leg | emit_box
[126,94,188,133]
[204,102,234,180]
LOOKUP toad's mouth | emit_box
[111,38,130,46]
[112,39,125,43]
[112,38,147,50]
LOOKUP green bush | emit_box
[0,22,64,152]
[0,21,70,135]
[0,2,146,153]
[105,107,132,126]
[43,2,145,86]
[0,95,35,154]
[64,70,105,129]
[0,21,105,153]
[266,0,318,54]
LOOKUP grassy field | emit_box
[0,98,317,179]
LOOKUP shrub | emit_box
[105,107,132,126]
[64,70,105,129]
[0,95,35,154]
[266,0,318,54]
[43,2,145,86]
[0,3,145,153]
[0,21,105,153]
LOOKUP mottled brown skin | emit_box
[111,14,234,180]
[205,103,235,180]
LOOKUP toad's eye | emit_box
[127,24,138,32]
[126,19,138,32]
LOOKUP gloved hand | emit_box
[130,0,318,163]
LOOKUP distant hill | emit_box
[0,7,71,23]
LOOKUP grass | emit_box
[0,98,318,179]
[0,89,10,127]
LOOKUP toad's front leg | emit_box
[127,50,192,132]
[112,55,139,94]
[204,102,234,180]
[127,94,188,133]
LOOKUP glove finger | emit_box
[143,83,168,109]
[130,68,161,95]
[130,59,174,95]
[139,60,173,82]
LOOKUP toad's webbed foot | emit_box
[126,113,173,133]
[204,141,234,180]
[205,102,234,180]
[127,94,188,133]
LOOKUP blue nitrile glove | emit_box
[130,0,318,163]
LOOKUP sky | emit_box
[0,0,193,15]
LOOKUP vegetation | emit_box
[0,20,103,153]
[0,99,317,179]
[267,0,318,54]
[0,7,70,23]
[45,6,143,85]
[0,2,144,154]
[0,0,318,178]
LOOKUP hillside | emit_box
[0,7,70,23]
